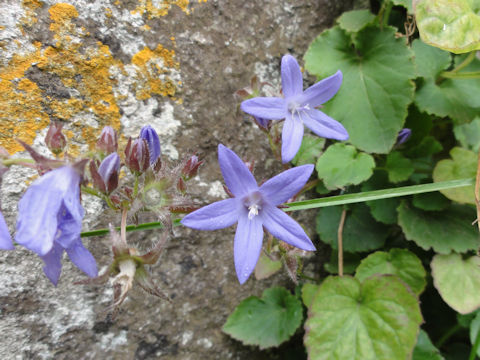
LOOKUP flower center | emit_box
[243,191,263,220]
[287,100,310,115]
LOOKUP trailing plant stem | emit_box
[337,208,347,277]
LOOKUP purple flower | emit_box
[0,211,14,250]
[181,144,315,284]
[397,128,411,145]
[241,54,348,163]
[15,166,97,285]
[98,152,120,193]
[140,125,161,165]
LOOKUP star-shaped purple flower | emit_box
[241,54,348,163]
[181,144,315,284]
[15,166,97,285]
[0,211,14,250]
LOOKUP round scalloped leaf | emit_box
[454,117,480,151]
[337,9,376,32]
[412,39,451,79]
[302,283,320,309]
[385,151,414,183]
[412,192,450,211]
[355,249,427,295]
[292,135,325,166]
[393,0,413,12]
[223,287,303,349]
[431,254,480,314]
[316,204,388,252]
[362,171,399,224]
[254,253,282,280]
[432,147,476,205]
[415,0,480,54]
[413,330,444,360]
[305,25,415,154]
[397,202,479,254]
[304,275,422,360]
[315,143,375,189]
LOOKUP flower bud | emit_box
[182,155,203,180]
[177,177,187,194]
[139,125,161,165]
[396,128,411,145]
[98,153,120,193]
[45,121,66,155]
[124,138,149,174]
[96,126,118,154]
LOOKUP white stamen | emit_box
[248,204,260,220]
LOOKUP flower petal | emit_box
[140,125,161,164]
[55,203,84,249]
[234,214,264,284]
[0,211,13,250]
[300,70,342,108]
[259,164,314,205]
[181,198,239,230]
[98,152,120,184]
[66,239,98,278]
[41,242,64,286]
[261,205,315,251]
[281,54,304,98]
[218,144,258,197]
[281,115,304,163]
[240,97,287,120]
[302,109,349,141]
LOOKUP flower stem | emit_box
[469,328,480,360]
[439,71,480,80]
[337,208,347,277]
[435,323,462,349]
[81,219,182,238]
[451,52,476,73]
[133,175,139,198]
[2,158,35,166]
[120,209,128,246]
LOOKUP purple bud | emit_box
[125,138,150,174]
[397,128,411,145]
[98,153,120,193]
[182,155,203,180]
[139,125,161,165]
[97,126,118,154]
[254,117,271,130]
[45,121,67,155]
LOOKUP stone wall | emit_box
[0,1,353,358]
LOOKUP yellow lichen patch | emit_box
[105,7,113,18]
[48,3,79,46]
[131,45,180,100]
[132,0,190,19]
[21,0,43,27]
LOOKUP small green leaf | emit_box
[362,171,400,224]
[392,0,413,13]
[412,39,451,79]
[223,287,303,349]
[431,254,480,314]
[469,312,480,357]
[316,143,375,189]
[337,9,376,32]
[254,253,282,280]
[413,330,445,360]
[316,204,388,252]
[291,135,325,166]
[355,249,427,295]
[302,283,319,309]
[405,136,443,159]
[432,147,477,204]
[412,192,450,211]
[324,250,363,275]
[305,25,415,153]
[304,275,423,360]
[397,202,479,254]
[454,117,480,151]
[415,0,480,53]
[386,151,414,183]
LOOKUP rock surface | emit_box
[0,0,353,358]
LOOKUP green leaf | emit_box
[385,151,414,183]
[415,56,480,123]
[302,283,319,309]
[415,0,480,53]
[355,249,427,295]
[324,250,363,275]
[362,171,399,224]
[454,117,480,151]
[223,287,303,349]
[405,136,443,159]
[316,204,388,252]
[304,25,415,154]
[413,330,445,360]
[392,0,413,13]
[412,192,450,211]
[254,253,282,280]
[291,135,325,166]
[397,202,479,254]
[412,39,451,79]
[431,254,480,314]
[469,312,480,357]
[316,143,375,189]
[304,275,423,360]
[337,9,376,32]
[432,147,477,204]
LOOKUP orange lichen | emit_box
[20,0,43,27]
[132,0,190,19]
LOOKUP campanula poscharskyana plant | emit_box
[240,54,348,163]
[140,125,161,165]
[15,166,98,285]
[181,144,315,284]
